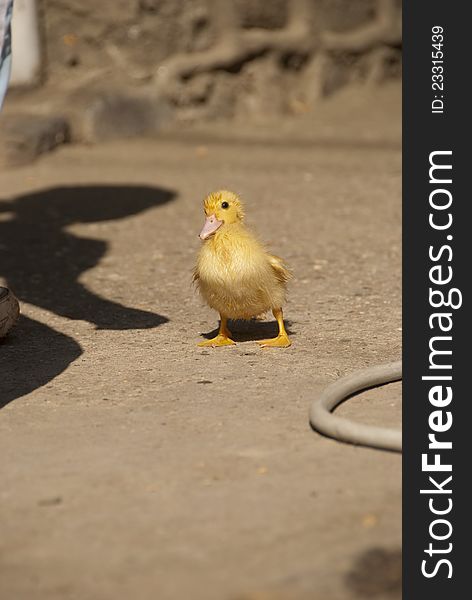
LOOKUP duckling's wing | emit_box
[192,267,200,283]
[268,254,292,284]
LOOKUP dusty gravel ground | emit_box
[0,85,401,600]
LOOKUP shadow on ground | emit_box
[0,184,176,408]
[1,316,82,409]
[345,547,402,598]
[235,546,401,600]
[0,185,175,329]
[201,318,295,342]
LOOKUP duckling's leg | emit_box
[198,315,236,347]
[257,308,291,348]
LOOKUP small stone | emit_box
[361,514,378,528]
[195,145,208,158]
[0,114,70,168]
[38,496,63,507]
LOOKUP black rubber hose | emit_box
[309,361,402,452]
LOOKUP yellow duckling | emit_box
[194,190,291,348]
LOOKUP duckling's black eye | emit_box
[221,201,229,209]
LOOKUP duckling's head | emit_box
[199,190,245,240]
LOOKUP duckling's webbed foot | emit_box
[257,308,291,348]
[257,333,291,348]
[198,315,236,347]
[198,334,236,348]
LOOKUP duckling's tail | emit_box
[269,254,292,284]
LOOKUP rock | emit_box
[235,0,288,29]
[0,114,70,168]
[71,91,173,143]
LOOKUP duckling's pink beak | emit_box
[199,214,223,240]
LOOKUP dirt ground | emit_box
[0,84,401,600]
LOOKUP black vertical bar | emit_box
[404,1,470,598]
